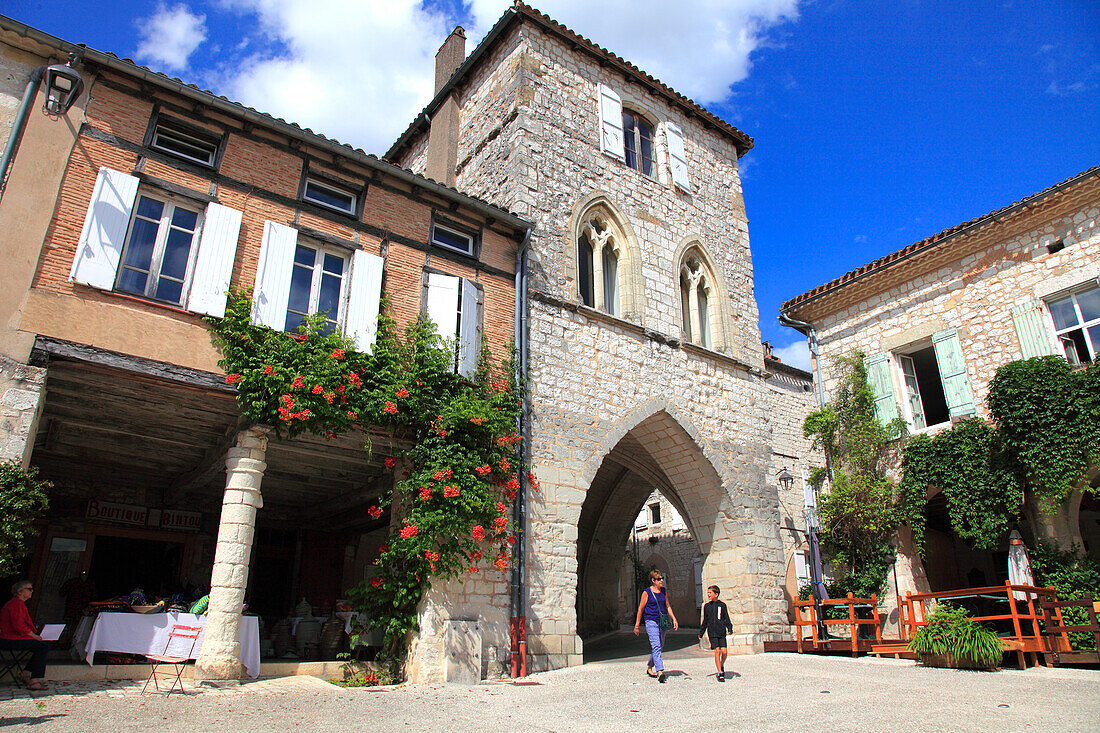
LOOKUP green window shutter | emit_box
[865,352,899,425]
[931,328,975,418]
[1010,300,1055,358]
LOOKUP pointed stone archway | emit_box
[569,403,784,654]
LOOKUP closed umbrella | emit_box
[1007,529,1035,601]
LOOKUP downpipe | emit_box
[0,67,44,201]
[510,227,531,678]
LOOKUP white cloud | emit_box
[467,0,801,104]
[772,339,811,372]
[136,3,208,72]
[208,0,800,155]
[214,0,451,154]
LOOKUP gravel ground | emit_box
[1,633,1097,732]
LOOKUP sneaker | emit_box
[657,672,667,683]
[717,672,725,682]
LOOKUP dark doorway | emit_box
[88,536,183,599]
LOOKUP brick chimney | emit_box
[425,27,466,186]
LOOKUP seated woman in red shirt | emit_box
[0,580,50,690]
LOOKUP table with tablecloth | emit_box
[83,611,261,678]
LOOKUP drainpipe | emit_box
[0,67,45,201]
[778,312,832,638]
[510,227,532,678]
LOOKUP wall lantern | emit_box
[776,467,795,491]
[43,56,85,116]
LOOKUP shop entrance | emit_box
[88,535,185,600]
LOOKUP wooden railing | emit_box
[793,593,882,656]
[901,581,1058,668]
[1040,597,1100,666]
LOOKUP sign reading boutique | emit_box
[86,500,202,533]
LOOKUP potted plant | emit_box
[908,602,1003,670]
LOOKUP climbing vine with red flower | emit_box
[206,291,524,671]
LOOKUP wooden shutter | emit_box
[251,221,298,329]
[1010,300,1056,358]
[598,84,624,161]
[425,272,460,368]
[345,249,384,353]
[865,352,899,425]
[457,278,481,378]
[186,202,242,318]
[69,168,140,290]
[931,328,976,418]
[665,121,691,192]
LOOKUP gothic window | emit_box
[680,254,713,348]
[578,212,620,316]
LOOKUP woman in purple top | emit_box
[633,568,679,682]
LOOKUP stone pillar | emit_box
[0,356,46,468]
[592,241,606,311]
[194,425,270,680]
[882,524,931,636]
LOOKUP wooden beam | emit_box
[165,419,249,506]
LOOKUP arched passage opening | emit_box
[575,410,731,639]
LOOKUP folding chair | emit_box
[142,624,201,694]
[0,648,33,686]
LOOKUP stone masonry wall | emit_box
[0,355,45,466]
[813,193,1100,416]
[394,20,820,671]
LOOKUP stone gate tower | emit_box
[389,3,816,677]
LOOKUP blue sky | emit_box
[6,1,1098,370]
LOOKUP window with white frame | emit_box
[115,194,203,306]
[150,119,220,167]
[251,221,384,353]
[431,222,475,256]
[69,168,242,318]
[424,272,482,378]
[1047,285,1100,365]
[865,328,975,432]
[284,241,349,334]
[302,177,358,215]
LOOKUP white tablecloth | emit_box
[84,612,261,678]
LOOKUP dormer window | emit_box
[303,177,358,216]
[622,110,654,177]
[431,222,475,256]
[150,118,220,167]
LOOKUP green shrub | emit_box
[1031,542,1100,650]
[908,602,1003,669]
[0,462,50,577]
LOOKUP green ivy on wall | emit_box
[206,292,527,669]
[0,462,50,577]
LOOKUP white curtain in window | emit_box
[70,167,140,290]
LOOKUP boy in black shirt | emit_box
[699,585,734,681]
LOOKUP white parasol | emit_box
[1007,529,1035,601]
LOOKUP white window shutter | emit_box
[252,221,298,329]
[1010,300,1056,358]
[458,278,481,378]
[598,84,625,161]
[865,352,899,426]
[345,249,384,353]
[425,272,460,348]
[665,121,691,193]
[932,328,976,418]
[69,168,140,290]
[186,202,242,318]
[794,552,810,582]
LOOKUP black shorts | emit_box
[708,634,726,648]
